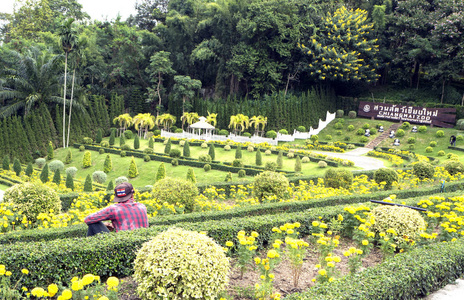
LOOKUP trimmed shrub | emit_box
[374,168,398,190]
[437,150,446,157]
[362,123,370,129]
[266,130,277,139]
[82,151,92,168]
[47,141,54,160]
[418,125,427,133]
[413,161,434,179]
[99,149,105,154]
[103,155,112,173]
[199,154,212,163]
[120,151,127,157]
[287,152,294,159]
[92,171,107,184]
[152,177,199,212]
[334,122,343,130]
[134,134,140,149]
[457,135,464,141]
[13,158,21,176]
[79,145,85,152]
[124,130,133,139]
[25,162,33,177]
[336,110,344,117]
[279,129,288,135]
[253,171,289,201]
[396,129,405,137]
[356,128,364,136]
[35,158,45,169]
[49,160,65,173]
[360,136,368,143]
[302,156,310,163]
[96,128,103,144]
[243,132,251,137]
[436,130,445,138]
[148,137,154,149]
[344,136,351,141]
[310,134,319,142]
[256,149,263,166]
[348,111,357,119]
[232,159,244,168]
[347,125,355,131]
[169,149,181,158]
[324,169,353,189]
[40,164,49,183]
[115,176,129,186]
[52,169,61,185]
[106,180,114,191]
[409,144,415,150]
[265,162,277,171]
[133,228,229,300]
[65,173,74,191]
[186,168,196,183]
[426,146,433,153]
[83,137,93,144]
[119,134,126,147]
[225,172,233,182]
[3,182,61,224]
[143,148,154,154]
[371,206,426,240]
[143,155,150,162]
[224,145,231,151]
[65,167,78,178]
[277,151,283,169]
[109,129,116,146]
[175,128,183,133]
[407,137,416,144]
[429,141,437,147]
[297,126,306,132]
[294,156,302,172]
[218,129,229,136]
[318,161,327,168]
[238,169,246,178]
[121,144,131,151]
[235,145,242,159]
[154,129,161,136]
[347,144,355,149]
[264,150,272,156]
[201,142,208,148]
[325,135,333,141]
[336,130,342,136]
[171,158,179,166]
[128,157,139,178]
[370,128,377,135]
[156,163,166,182]
[65,149,73,164]
[247,145,254,152]
[208,144,216,160]
[83,174,93,192]
[164,139,172,154]
[402,122,411,129]
[203,164,211,172]
[444,160,464,176]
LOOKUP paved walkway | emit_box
[423,279,464,299]
[312,147,385,170]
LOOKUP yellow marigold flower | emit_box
[98,297,109,300]
[312,221,320,227]
[269,273,275,279]
[329,277,334,282]
[356,249,363,255]
[320,223,328,229]
[287,229,294,234]
[327,231,333,235]
[338,214,344,221]
[251,231,259,238]
[333,256,341,263]
[367,231,375,238]
[71,280,83,291]
[31,287,46,297]
[82,274,95,286]
[6,271,12,276]
[294,222,301,228]
[379,232,386,237]
[343,251,351,257]
[386,228,397,235]
[362,240,369,246]
[22,287,28,292]
[327,262,335,268]
[273,242,280,249]
[48,284,59,296]
[107,276,119,288]
[225,241,234,247]
[318,269,327,276]
[255,257,261,264]
[272,227,281,233]
[325,256,333,262]
[267,249,280,259]
[21,268,29,275]
[315,264,321,269]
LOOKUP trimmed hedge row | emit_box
[284,239,464,300]
[449,146,464,152]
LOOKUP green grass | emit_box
[0,183,10,191]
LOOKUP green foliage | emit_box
[92,171,107,184]
[297,126,306,132]
[374,168,398,190]
[277,151,283,169]
[302,156,310,163]
[235,145,242,159]
[124,130,133,139]
[310,134,319,142]
[203,164,211,172]
[360,136,368,143]
[279,129,288,134]
[120,150,127,157]
[183,141,191,157]
[121,144,131,151]
[256,149,263,166]
[106,180,114,191]
[334,122,343,130]
[156,163,166,181]
[164,138,172,154]
[83,137,93,144]
[243,132,251,137]
[409,144,415,150]
[134,134,140,149]
[25,162,33,177]
[413,161,434,179]
[266,130,277,139]
[418,126,427,133]
[224,145,231,151]
[186,168,196,183]
[208,144,216,160]
[325,134,333,140]
[402,122,411,129]
[169,149,181,158]
[152,177,199,212]
[4,182,61,224]
[49,160,65,173]
[154,129,161,136]
[47,141,54,160]
[225,172,233,182]
[115,176,129,186]
[96,128,103,144]
[253,171,289,201]
[362,123,370,129]
[133,228,229,300]
[295,156,302,173]
[218,129,229,136]
[103,155,112,173]
[12,158,21,176]
[109,129,115,146]
[83,174,93,192]
[79,145,85,151]
[148,137,154,149]
[318,161,328,168]
[143,148,154,154]
[40,163,49,183]
[429,141,437,147]
[238,169,246,178]
[65,173,74,190]
[372,206,426,240]
[407,137,416,144]
[119,134,126,147]
[348,111,357,119]
[444,160,464,176]
[171,158,179,166]
[437,150,446,156]
[356,128,364,136]
[324,169,353,189]
[52,169,61,185]
[426,146,433,153]
[396,129,405,137]
[35,158,45,169]
[128,157,139,178]
[436,130,445,138]
[265,162,277,171]
[144,155,151,162]
[347,125,355,131]
[65,149,72,164]
[65,167,77,178]
[82,151,92,168]
[232,159,244,168]
[336,110,344,117]
[199,154,212,163]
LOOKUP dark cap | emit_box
[114,182,134,202]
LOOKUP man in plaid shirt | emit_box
[84,182,148,237]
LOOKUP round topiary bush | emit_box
[429,141,437,147]
[100,141,109,148]
[437,150,446,157]
[35,158,46,168]
[153,129,161,136]
[143,148,154,154]
[48,160,65,173]
[169,149,181,158]
[418,125,427,133]
[121,144,131,151]
[247,146,254,152]
[347,125,355,132]
[324,169,353,189]
[444,160,464,175]
[374,168,398,190]
[287,152,295,158]
[396,129,405,137]
[243,132,251,137]
[203,164,211,172]
[79,145,85,152]
[436,130,445,138]
[371,206,426,240]
[348,111,357,119]
[92,171,107,184]
[347,144,355,149]
[457,135,464,141]
[152,177,199,212]
[179,140,185,146]
[456,119,464,130]
[334,122,343,130]
[199,154,212,163]
[133,228,229,300]
[362,123,370,129]
[279,129,288,135]
[409,144,415,150]
[265,150,272,156]
[360,136,368,143]
[218,129,229,136]
[232,159,243,168]
[356,128,364,136]
[201,142,208,148]
[3,182,61,224]
[336,130,342,136]
[82,137,93,144]
[171,158,179,166]
[318,161,327,168]
[224,145,231,151]
[407,137,416,144]
[413,161,434,179]
[325,135,333,141]
[370,128,377,135]
[238,169,246,178]
[120,150,127,157]
[99,149,105,154]
[124,130,133,139]
[336,110,344,118]
[175,128,183,133]
[426,146,433,153]
[297,126,306,132]
[144,155,151,162]
[115,176,129,185]
[264,162,277,171]
[65,167,78,178]
[266,130,277,139]
[253,171,289,201]
[401,122,411,129]
[344,136,351,141]
[302,156,310,163]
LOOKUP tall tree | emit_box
[146,51,175,116]
[172,75,202,125]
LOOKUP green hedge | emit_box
[448,146,464,152]
[284,239,464,300]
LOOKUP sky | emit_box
[1,0,139,21]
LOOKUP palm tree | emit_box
[206,111,217,127]
[58,18,78,148]
[133,113,156,139]
[235,114,250,135]
[250,115,267,136]
[0,47,63,117]
[229,115,239,135]
[181,112,199,129]
[113,114,133,137]
[156,113,176,131]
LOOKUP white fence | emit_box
[160,111,336,146]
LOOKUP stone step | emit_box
[365,123,401,149]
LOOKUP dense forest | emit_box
[0,0,463,161]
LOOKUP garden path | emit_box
[311,147,385,170]
[423,278,464,299]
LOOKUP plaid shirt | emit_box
[84,198,148,232]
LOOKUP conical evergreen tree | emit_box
[65,149,73,164]
[277,151,283,169]
[25,162,33,177]
[53,169,61,185]
[235,145,242,159]
[134,134,140,149]
[295,155,302,173]
[106,180,114,191]
[2,155,10,170]
[40,163,49,183]
[183,141,190,157]
[256,148,263,166]
[83,174,93,192]
[119,134,126,147]
[128,156,139,178]
[208,144,216,160]
[47,141,54,160]
[164,139,172,154]
[103,155,112,173]
[13,158,21,176]
[186,168,196,183]
[96,128,103,144]
[148,137,154,149]
[66,172,74,190]
[156,163,166,181]
[109,129,116,146]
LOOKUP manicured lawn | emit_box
[0,183,10,191]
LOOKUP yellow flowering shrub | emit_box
[371,206,426,241]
